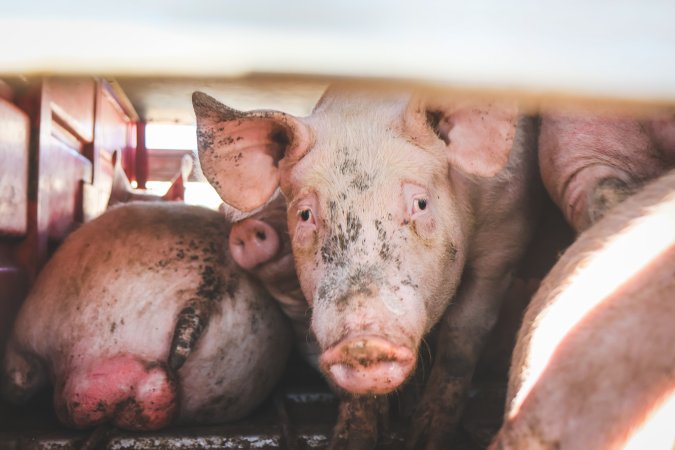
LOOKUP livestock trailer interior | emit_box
[1,2,673,449]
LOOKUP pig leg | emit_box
[274,391,299,450]
[327,396,388,450]
[169,297,215,370]
[1,341,47,404]
[79,423,117,450]
[407,271,513,450]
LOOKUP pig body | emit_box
[193,86,539,448]
[1,202,292,430]
[491,169,675,450]
[225,194,320,369]
[539,110,675,232]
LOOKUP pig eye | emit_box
[299,208,313,223]
[294,193,318,231]
[413,198,428,214]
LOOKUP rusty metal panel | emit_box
[147,149,195,182]
[0,99,29,236]
[44,77,96,145]
[41,137,92,240]
[0,245,29,353]
[82,81,136,221]
[32,77,94,241]
[122,122,138,182]
[13,77,120,273]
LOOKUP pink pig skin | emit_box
[226,194,321,370]
[1,202,292,430]
[490,168,675,450]
[539,109,675,233]
[193,86,540,449]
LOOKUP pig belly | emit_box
[492,170,675,450]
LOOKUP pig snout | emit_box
[312,281,426,396]
[229,218,281,270]
[320,336,415,395]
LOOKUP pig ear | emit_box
[407,98,519,177]
[192,91,311,212]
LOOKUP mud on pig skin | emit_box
[224,193,320,369]
[490,169,675,450]
[539,108,675,233]
[1,202,292,430]
[193,86,540,449]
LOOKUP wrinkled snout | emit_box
[229,218,280,270]
[319,336,415,395]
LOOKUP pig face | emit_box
[193,87,520,395]
[286,95,467,394]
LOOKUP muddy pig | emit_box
[223,193,320,368]
[1,201,292,430]
[539,108,675,233]
[193,86,540,449]
[490,168,675,450]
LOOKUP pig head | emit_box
[193,87,536,402]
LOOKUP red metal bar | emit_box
[135,122,148,189]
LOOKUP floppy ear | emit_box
[192,91,311,212]
[406,97,520,177]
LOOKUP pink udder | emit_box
[56,355,177,430]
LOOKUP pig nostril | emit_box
[255,230,266,241]
[235,238,245,247]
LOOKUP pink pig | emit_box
[490,168,675,450]
[539,108,675,233]
[192,86,540,449]
[1,202,292,430]
[225,194,320,368]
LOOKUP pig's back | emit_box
[501,169,675,450]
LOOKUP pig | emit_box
[192,86,540,449]
[539,108,675,233]
[224,193,320,369]
[490,168,675,450]
[108,151,193,206]
[1,201,292,430]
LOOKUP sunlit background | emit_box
[139,123,221,210]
